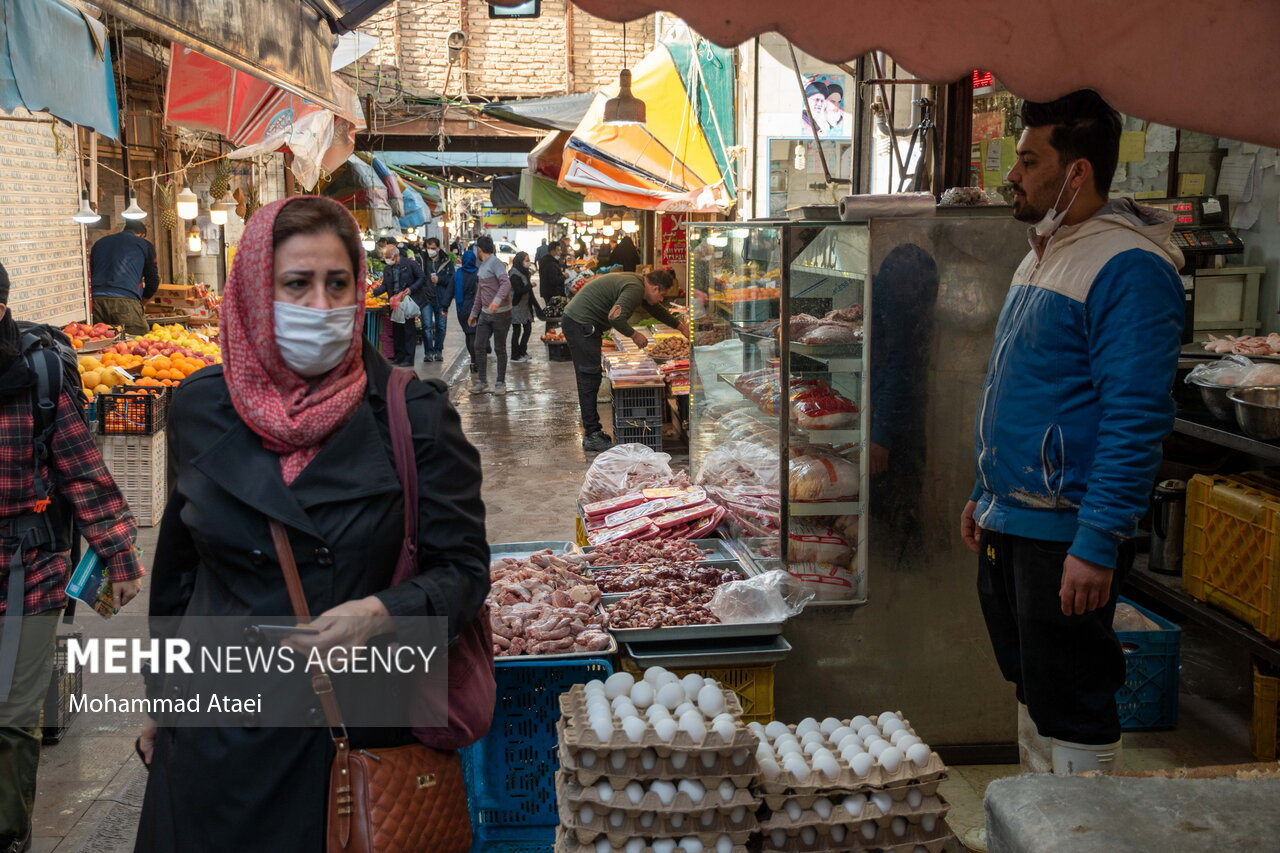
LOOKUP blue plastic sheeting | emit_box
[378,151,529,169]
[0,0,118,138]
[399,185,428,228]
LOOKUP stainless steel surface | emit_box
[623,635,793,668]
[1191,378,1239,423]
[488,541,578,561]
[1149,479,1187,576]
[495,632,618,662]
[606,619,785,642]
[1228,386,1280,440]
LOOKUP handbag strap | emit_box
[385,368,419,586]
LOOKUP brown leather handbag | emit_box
[269,519,472,853]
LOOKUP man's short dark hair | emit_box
[1019,90,1122,195]
[645,269,675,291]
[425,237,441,248]
[476,235,496,255]
[123,220,147,236]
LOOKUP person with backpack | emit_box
[0,263,144,853]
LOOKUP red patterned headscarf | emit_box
[221,197,368,485]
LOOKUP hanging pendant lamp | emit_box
[603,69,646,127]
[582,199,601,217]
[121,188,147,220]
[72,189,101,224]
[176,186,199,220]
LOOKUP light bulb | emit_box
[602,225,615,237]
[622,217,639,234]
[361,237,376,251]
[209,207,227,226]
[176,186,199,220]
[121,191,147,220]
[187,229,203,253]
[793,143,806,170]
[72,190,101,224]
[582,200,601,216]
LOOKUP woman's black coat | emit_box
[134,343,490,853]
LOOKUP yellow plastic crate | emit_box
[622,657,775,723]
[1183,475,1280,641]
[1253,665,1279,761]
[574,513,589,548]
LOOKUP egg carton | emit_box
[759,819,955,852]
[860,833,957,853]
[760,795,950,833]
[560,686,757,755]
[558,771,762,813]
[557,743,758,788]
[558,800,759,845]
[761,777,944,811]
[554,828,748,853]
[753,718,945,795]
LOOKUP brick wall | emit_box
[351,1,655,101]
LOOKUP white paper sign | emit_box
[985,140,1002,171]
[1217,153,1257,203]
[1145,125,1177,153]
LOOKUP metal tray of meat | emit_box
[623,635,793,668]
[606,618,784,642]
[496,632,618,663]
[596,560,749,601]
[580,538,739,570]
[488,541,578,561]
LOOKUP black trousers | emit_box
[977,530,1132,745]
[390,320,411,363]
[561,316,603,435]
[510,321,532,359]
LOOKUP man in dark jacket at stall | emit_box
[371,242,426,366]
[422,237,454,363]
[89,221,160,336]
[610,235,641,272]
[562,270,688,452]
[454,246,480,373]
[538,240,568,303]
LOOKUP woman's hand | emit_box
[282,596,395,656]
[138,718,157,765]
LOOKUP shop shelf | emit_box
[96,388,168,435]
[1252,664,1279,761]
[611,384,663,420]
[620,657,775,723]
[1115,597,1181,732]
[37,633,84,744]
[1183,475,1280,641]
[462,658,612,828]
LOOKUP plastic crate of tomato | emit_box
[97,388,169,435]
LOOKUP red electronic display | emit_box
[972,70,995,89]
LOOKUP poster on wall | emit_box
[800,74,850,139]
[658,213,688,268]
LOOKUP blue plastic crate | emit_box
[1116,597,1181,732]
[471,824,553,853]
[463,658,612,828]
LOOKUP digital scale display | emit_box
[1142,195,1240,255]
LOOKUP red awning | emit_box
[549,0,1280,148]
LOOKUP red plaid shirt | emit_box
[0,389,142,616]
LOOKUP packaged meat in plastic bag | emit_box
[788,523,854,564]
[579,444,677,505]
[792,390,859,430]
[796,322,861,345]
[709,569,815,624]
[1185,355,1253,387]
[1243,363,1280,386]
[787,562,860,601]
[695,440,781,490]
[790,453,860,501]
[1113,602,1162,632]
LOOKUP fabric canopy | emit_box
[482,93,596,132]
[559,40,735,212]
[0,0,119,138]
[521,170,585,216]
[321,155,394,231]
[561,0,1280,148]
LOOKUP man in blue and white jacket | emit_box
[960,91,1185,775]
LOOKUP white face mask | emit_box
[427,248,439,257]
[1033,161,1084,238]
[273,302,358,378]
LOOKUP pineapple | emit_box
[158,183,178,231]
[209,158,231,201]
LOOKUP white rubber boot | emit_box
[1051,738,1122,775]
[1018,703,1052,774]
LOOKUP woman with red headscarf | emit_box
[132,197,489,852]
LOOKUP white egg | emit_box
[678,710,706,741]
[906,743,932,767]
[610,751,627,770]
[870,791,893,813]
[782,752,811,781]
[730,805,747,824]
[803,741,824,757]
[678,779,706,804]
[625,840,644,853]
[837,734,864,753]
[867,739,890,758]
[813,753,840,781]
[830,824,847,843]
[669,812,685,828]
[638,811,655,828]
[609,810,625,828]
[813,797,834,819]
[588,709,611,729]
[715,838,733,853]
[680,673,705,700]
[578,803,595,823]
[906,788,924,809]
[607,695,629,712]
[594,839,610,853]
[861,821,878,841]
[580,750,597,767]
[764,721,790,739]
[680,838,703,853]
[891,816,908,837]
[591,718,613,742]
[858,723,880,741]
[700,810,716,828]
[921,814,937,832]
[718,779,736,801]
[850,714,872,730]
[645,704,671,722]
[758,757,781,780]
[880,718,906,737]
[770,830,788,849]
[784,799,803,820]
[830,726,854,744]
[731,748,749,766]
[629,681,654,709]
[776,740,800,758]
[673,702,696,718]
[604,672,634,699]
[700,751,718,770]
[896,734,922,751]
[652,840,676,853]
[656,682,686,711]
[654,670,681,690]
[774,732,799,749]
[593,779,613,801]
[585,678,606,694]
[612,699,637,719]
[696,684,726,717]
[621,716,647,743]
[640,751,657,771]
[879,746,903,773]
[747,721,766,736]
[643,666,670,685]
[800,827,817,845]
[842,793,866,816]
[795,717,820,737]
[671,750,689,770]
[587,696,609,714]
[819,716,842,735]
[653,717,678,741]
[889,728,911,745]
[621,781,642,804]
[800,730,826,746]
[756,743,773,761]
[840,745,864,766]
[651,780,677,806]
[849,752,874,777]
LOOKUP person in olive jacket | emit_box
[133,197,489,853]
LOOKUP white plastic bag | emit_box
[1185,354,1252,387]
[695,440,780,490]
[578,444,677,505]
[391,293,421,323]
[709,569,814,624]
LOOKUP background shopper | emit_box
[422,237,454,362]
[371,242,425,366]
[467,236,512,396]
[538,240,568,303]
[454,245,479,374]
[508,252,539,363]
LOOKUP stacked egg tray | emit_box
[750,715,955,853]
[555,669,763,853]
